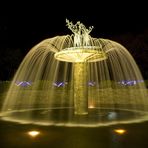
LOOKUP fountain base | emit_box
[1,107,148,127]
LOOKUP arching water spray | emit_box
[0,20,148,127]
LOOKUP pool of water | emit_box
[1,107,148,127]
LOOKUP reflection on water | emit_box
[0,120,148,148]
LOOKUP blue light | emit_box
[118,80,144,86]
[53,82,68,87]
[15,81,32,87]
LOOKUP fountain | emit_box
[1,20,148,127]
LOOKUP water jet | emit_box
[1,19,148,127]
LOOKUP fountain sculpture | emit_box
[0,20,148,127]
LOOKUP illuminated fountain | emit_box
[1,20,148,127]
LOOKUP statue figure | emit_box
[82,26,94,46]
[66,19,94,47]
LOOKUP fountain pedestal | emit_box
[54,47,107,115]
[73,62,88,115]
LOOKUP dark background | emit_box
[0,1,148,80]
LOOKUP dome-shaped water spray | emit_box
[1,20,148,127]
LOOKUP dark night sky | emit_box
[0,1,148,80]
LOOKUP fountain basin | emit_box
[1,107,148,127]
[54,46,107,62]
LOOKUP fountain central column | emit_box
[54,19,96,115]
[73,62,88,115]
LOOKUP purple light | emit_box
[118,80,144,86]
[88,81,95,86]
[15,81,32,87]
[53,82,68,87]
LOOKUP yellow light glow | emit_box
[28,131,40,137]
[89,105,95,108]
[114,129,126,135]
[54,47,107,63]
